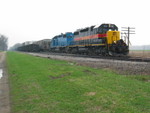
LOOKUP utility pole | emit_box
[121,27,135,47]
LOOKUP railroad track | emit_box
[38,52,150,62]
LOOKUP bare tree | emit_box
[0,35,8,51]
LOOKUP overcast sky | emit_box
[0,0,149,48]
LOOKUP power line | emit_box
[121,27,135,47]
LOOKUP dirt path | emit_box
[0,52,10,113]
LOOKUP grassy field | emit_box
[7,52,150,113]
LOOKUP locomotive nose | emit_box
[106,31,120,44]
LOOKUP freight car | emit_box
[17,44,41,52]
[17,39,51,52]
[51,23,129,56]
[33,39,51,51]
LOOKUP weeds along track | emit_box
[26,52,150,75]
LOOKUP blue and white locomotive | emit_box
[51,32,74,52]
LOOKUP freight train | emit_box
[16,23,129,56]
[17,39,51,52]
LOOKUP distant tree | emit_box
[0,35,8,51]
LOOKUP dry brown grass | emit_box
[129,50,150,58]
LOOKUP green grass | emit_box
[126,75,150,82]
[7,52,150,113]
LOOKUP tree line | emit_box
[0,35,8,51]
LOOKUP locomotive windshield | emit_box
[98,24,118,33]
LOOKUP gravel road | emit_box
[0,52,10,113]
